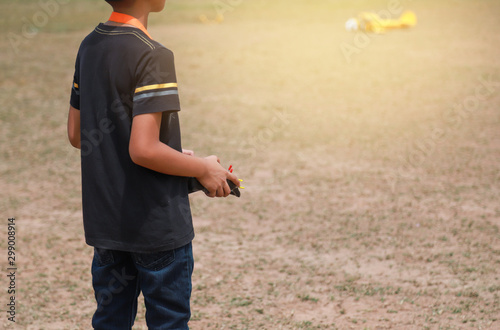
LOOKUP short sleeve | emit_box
[133,47,180,117]
[69,53,80,110]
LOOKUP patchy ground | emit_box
[1,0,499,328]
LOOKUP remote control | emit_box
[187,177,241,197]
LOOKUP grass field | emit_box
[1,0,500,328]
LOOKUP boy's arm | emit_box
[129,111,239,198]
[67,105,81,149]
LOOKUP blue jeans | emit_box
[91,243,194,330]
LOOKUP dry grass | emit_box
[1,0,499,328]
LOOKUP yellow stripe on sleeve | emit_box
[74,82,79,88]
[135,83,177,94]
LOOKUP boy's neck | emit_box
[110,5,150,28]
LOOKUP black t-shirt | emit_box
[70,24,194,253]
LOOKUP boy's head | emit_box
[105,0,166,13]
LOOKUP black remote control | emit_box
[187,177,240,197]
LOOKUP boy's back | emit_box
[71,23,194,252]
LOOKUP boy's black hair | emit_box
[105,0,124,8]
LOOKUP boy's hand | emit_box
[182,149,194,156]
[197,155,240,198]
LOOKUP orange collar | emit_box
[108,12,152,39]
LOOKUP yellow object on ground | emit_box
[348,10,417,33]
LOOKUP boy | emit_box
[67,0,239,328]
